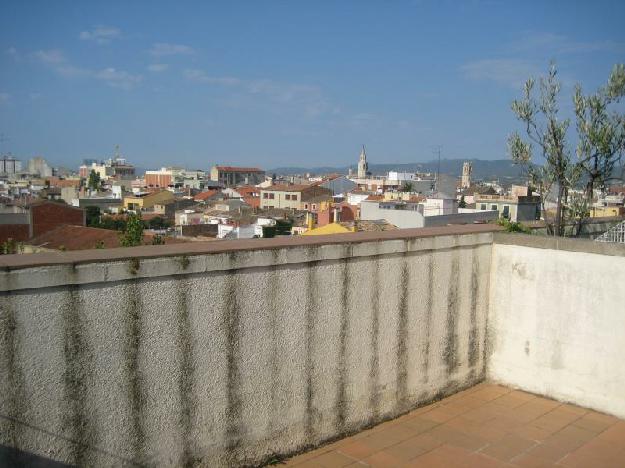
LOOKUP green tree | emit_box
[401,181,414,192]
[87,170,101,192]
[508,62,578,236]
[573,64,625,202]
[119,213,144,247]
[458,195,467,208]
[85,206,101,227]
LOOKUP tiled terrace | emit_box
[284,383,625,468]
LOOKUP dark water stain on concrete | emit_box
[304,256,318,442]
[0,292,25,458]
[368,256,381,420]
[268,250,281,439]
[395,255,409,411]
[123,281,146,463]
[224,268,243,463]
[444,253,460,376]
[422,255,434,382]
[468,253,479,368]
[175,277,197,467]
[335,257,349,433]
[61,286,96,466]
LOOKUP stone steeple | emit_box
[357,145,368,178]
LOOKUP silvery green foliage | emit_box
[508,62,574,236]
[574,64,625,198]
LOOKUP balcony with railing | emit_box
[1,225,624,466]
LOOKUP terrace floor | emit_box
[283,383,625,467]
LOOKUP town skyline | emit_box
[2,1,625,168]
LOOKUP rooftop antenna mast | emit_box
[114,144,121,161]
[433,145,442,193]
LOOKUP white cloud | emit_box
[147,63,169,72]
[0,92,10,103]
[183,69,241,85]
[33,49,141,89]
[6,47,18,57]
[79,26,122,44]
[34,49,66,64]
[94,68,143,90]
[184,68,333,117]
[149,43,194,57]
[460,59,540,88]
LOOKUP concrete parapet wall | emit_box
[488,233,625,419]
[0,227,495,466]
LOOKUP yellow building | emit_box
[301,223,353,236]
[259,184,332,211]
[590,206,624,217]
[123,190,175,211]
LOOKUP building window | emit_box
[304,204,308,209]
[269,193,275,200]
[291,194,298,201]
[312,204,317,210]
[263,193,268,199]
[502,205,510,219]
[285,194,291,200]
[491,205,497,211]
[480,204,486,210]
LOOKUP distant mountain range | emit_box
[269,158,528,182]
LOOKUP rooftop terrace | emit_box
[1,225,624,466]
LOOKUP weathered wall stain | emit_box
[368,255,381,420]
[468,252,479,368]
[224,255,242,464]
[0,291,25,465]
[123,281,146,464]
[175,277,197,467]
[422,254,434,382]
[335,256,350,433]
[304,248,319,442]
[444,253,460,375]
[61,286,96,466]
[395,254,409,411]
[267,250,280,440]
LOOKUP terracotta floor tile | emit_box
[510,453,558,467]
[383,436,429,461]
[523,441,573,463]
[362,450,408,467]
[338,440,377,460]
[464,452,509,468]
[512,423,558,442]
[408,444,474,467]
[310,450,357,467]
[490,393,533,409]
[420,404,466,423]
[446,415,508,442]
[479,433,536,462]
[428,424,489,451]
[594,420,625,445]
[398,416,440,435]
[403,432,445,453]
[571,411,619,433]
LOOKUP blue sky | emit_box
[1,1,624,170]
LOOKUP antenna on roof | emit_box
[433,145,442,193]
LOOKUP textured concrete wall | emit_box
[488,234,625,419]
[0,232,492,467]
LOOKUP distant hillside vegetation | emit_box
[269,158,527,181]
